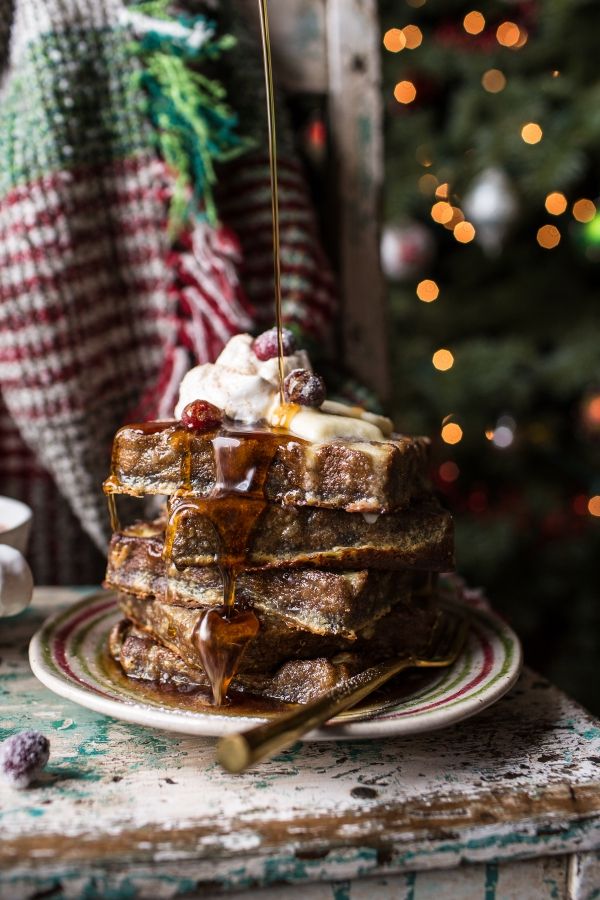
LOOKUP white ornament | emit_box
[463,168,518,255]
[381,221,434,281]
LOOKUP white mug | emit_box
[0,496,34,617]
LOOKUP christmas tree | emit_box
[380,0,600,711]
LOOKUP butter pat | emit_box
[175,333,395,443]
[275,407,384,442]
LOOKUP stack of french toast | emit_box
[103,333,454,704]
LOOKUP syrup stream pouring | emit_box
[257,0,285,403]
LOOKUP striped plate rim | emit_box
[29,590,522,740]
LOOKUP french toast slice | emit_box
[165,496,454,571]
[104,421,430,513]
[114,590,440,684]
[109,620,361,703]
[106,525,422,637]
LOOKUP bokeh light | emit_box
[572,199,597,223]
[496,22,520,47]
[537,225,561,249]
[454,221,476,243]
[394,80,417,104]
[432,349,454,371]
[521,123,543,144]
[463,11,485,34]
[403,25,423,49]
[588,496,600,517]
[383,28,406,52]
[441,423,463,444]
[431,201,453,224]
[481,69,506,93]
[545,192,567,215]
[416,279,439,302]
[439,461,460,482]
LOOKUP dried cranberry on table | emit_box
[181,400,223,433]
[284,369,326,408]
[252,327,297,361]
[0,731,50,789]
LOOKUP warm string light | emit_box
[394,80,417,104]
[537,224,561,249]
[588,496,600,517]
[383,28,406,52]
[521,122,543,144]
[416,279,439,302]
[403,24,423,49]
[463,11,485,35]
[431,201,453,224]
[545,192,567,215]
[432,348,454,371]
[454,221,476,243]
[496,21,520,47]
[435,182,449,199]
[383,25,422,53]
[441,422,463,444]
[482,69,506,93]
[572,199,596,223]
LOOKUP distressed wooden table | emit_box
[1,589,600,899]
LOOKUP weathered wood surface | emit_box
[326,0,389,400]
[1,590,600,898]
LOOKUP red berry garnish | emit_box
[253,327,297,361]
[284,369,326,408]
[181,400,223,433]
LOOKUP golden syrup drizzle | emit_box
[107,494,120,533]
[257,0,285,403]
[161,422,303,704]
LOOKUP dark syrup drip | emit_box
[163,421,300,705]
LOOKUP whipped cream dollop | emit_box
[175,334,394,442]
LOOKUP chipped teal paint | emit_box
[332,882,351,900]
[583,728,600,740]
[484,861,498,899]
[405,871,417,900]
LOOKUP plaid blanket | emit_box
[0,0,337,582]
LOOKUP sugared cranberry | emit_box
[181,400,223,433]
[0,731,50,790]
[252,327,297,361]
[284,368,326,408]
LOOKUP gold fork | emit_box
[216,607,469,773]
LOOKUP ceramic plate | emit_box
[29,590,522,740]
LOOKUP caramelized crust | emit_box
[109,621,360,702]
[104,422,430,513]
[106,526,419,638]
[114,591,440,679]
[165,497,454,571]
